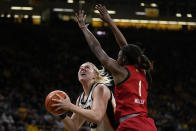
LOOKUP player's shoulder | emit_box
[93,83,110,97]
[94,83,110,92]
[95,83,107,88]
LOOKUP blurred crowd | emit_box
[0,21,196,131]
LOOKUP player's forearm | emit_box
[107,20,128,48]
[62,116,78,131]
[81,27,101,52]
[69,103,102,124]
[81,27,108,65]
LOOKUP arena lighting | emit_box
[113,19,131,22]
[149,20,159,24]
[107,10,116,14]
[96,31,106,36]
[168,21,178,24]
[130,19,139,23]
[135,12,146,16]
[10,6,33,10]
[92,18,196,26]
[53,8,74,12]
[11,6,21,10]
[178,22,187,25]
[94,10,116,14]
[143,20,162,24]
[32,15,41,18]
[24,15,29,19]
[113,19,119,22]
[187,14,192,18]
[58,15,70,21]
[176,13,182,17]
[140,3,145,6]
[22,7,33,10]
[150,3,157,7]
[187,22,196,25]
[14,14,19,18]
[92,18,102,21]
[121,19,131,22]
[79,0,85,4]
[140,20,148,23]
[67,0,74,3]
[159,21,168,24]
[7,14,11,18]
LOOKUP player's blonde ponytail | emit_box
[87,62,112,86]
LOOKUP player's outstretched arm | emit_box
[75,10,126,83]
[75,10,109,66]
[95,4,128,48]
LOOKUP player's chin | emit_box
[80,77,91,83]
[78,77,86,82]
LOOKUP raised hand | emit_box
[95,4,112,23]
[75,10,89,29]
[96,4,128,48]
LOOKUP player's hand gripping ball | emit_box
[45,90,67,116]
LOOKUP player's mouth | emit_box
[80,71,86,76]
[81,73,86,76]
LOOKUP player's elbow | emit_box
[93,117,102,125]
[92,113,103,125]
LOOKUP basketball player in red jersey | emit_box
[76,7,157,131]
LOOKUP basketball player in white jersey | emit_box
[52,62,117,131]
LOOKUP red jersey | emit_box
[114,65,148,123]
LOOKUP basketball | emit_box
[45,90,67,116]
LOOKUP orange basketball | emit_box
[45,90,67,116]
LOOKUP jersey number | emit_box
[139,80,141,97]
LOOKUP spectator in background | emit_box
[27,120,39,131]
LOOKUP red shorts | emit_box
[117,116,157,131]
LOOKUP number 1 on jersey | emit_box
[139,80,141,97]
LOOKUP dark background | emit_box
[0,0,196,131]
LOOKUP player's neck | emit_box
[82,80,95,96]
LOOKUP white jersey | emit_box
[78,83,117,131]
